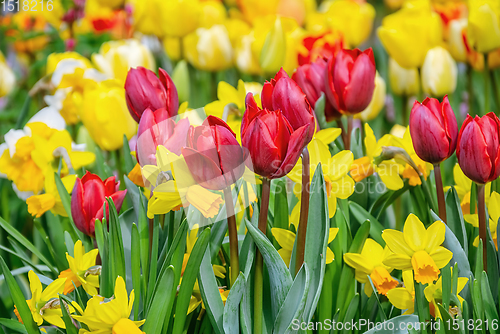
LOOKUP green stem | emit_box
[490,69,500,111]
[223,186,239,287]
[419,174,438,214]
[295,148,310,276]
[484,54,490,116]
[467,64,474,117]
[402,94,408,126]
[477,183,487,273]
[345,116,353,151]
[434,164,447,224]
[254,177,271,334]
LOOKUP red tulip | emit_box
[71,172,127,236]
[125,67,179,123]
[325,48,376,115]
[241,93,310,179]
[457,112,500,184]
[293,57,342,121]
[136,108,190,166]
[409,96,458,164]
[182,116,246,190]
[262,68,315,144]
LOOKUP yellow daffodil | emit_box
[111,318,145,334]
[92,40,155,83]
[446,164,491,214]
[344,239,398,297]
[73,276,145,333]
[467,0,500,53]
[80,80,137,151]
[142,146,223,219]
[0,50,15,97]
[387,270,415,314]
[58,240,100,295]
[464,191,499,250]
[289,136,354,217]
[383,214,453,284]
[14,271,68,328]
[272,227,338,267]
[27,173,76,218]
[424,267,468,319]
[46,52,93,77]
[350,123,404,190]
[377,0,443,68]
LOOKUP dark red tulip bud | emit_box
[135,108,190,166]
[409,95,458,164]
[262,68,315,144]
[182,116,246,190]
[457,112,500,184]
[325,48,376,115]
[241,93,310,179]
[71,172,127,236]
[293,57,342,121]
[125,67,179,123]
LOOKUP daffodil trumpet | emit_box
[434,164,447,224]
[295,147,310,276]
[477,183,488,271]
[254,177,271,334]
[223,186,239,287]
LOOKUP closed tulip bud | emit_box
[262,68,315,143]
[292,57,341,121]
[125,67,179,123]
[241,93,310,179]
[136,108,190,166]
[421,46,458,97]
[457,112,500,184]
[325,48,376,115]
[467,0,500,53]
[388,57,420,96]
[71,172,127,236]
[182,116,245,190]
[355,72,386,122]
[410,96,458,164]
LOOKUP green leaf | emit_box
[341,293,360,334]
[106,198,126,284]
[131,224,141,320]
[142,266,176,334]
[349,202,385,246]
[172,228,211,334]
[0,318,28,333]
[245,217,293,320]
[0,256,40,334]
[53,173,84,242]
[0,217,58,275]
[480,271,499,334]
[223,272,246,334]
[363,315,420,334]
[122,135,135,174]
[198,248,225,334]
[370,182,410,220]
[94,219,111,297]
[59,296,78,334]
[445,187,468,253]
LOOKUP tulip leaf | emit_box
[142,266,176,334]
[445,187,468,253]
[0,216,58,276]
[131,224,141,320]
[59,296,78,334]
[0,318,28,333]
[348,201,385,246]
[106,199,126,286]
[223,272,246,334]
[122,134,135,174]
[0,256,41,334]
[480,271,499,334]
[53,172,84,242]
[341,293,360,334]
[198,248,225,334]
[273,263,310,334]
[94,219,112,298]
[245,217,293,320]
[172,228,210,334]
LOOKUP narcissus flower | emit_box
[73,276,145,332]
[386,270,415,314]
[58,240,100,295]
[383,214,453,284]
[27,173,76,218]
[344,239,398,297]
[457,112,500,184]
[424,267,468,319]
[14,271,69,328]
[409,96,458,164]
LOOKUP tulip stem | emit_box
[346,116,353,151]
[477,183,488,272]
[295,148,310,276]
[254,177,271,334]
[223,186,239,287]
[484,54,490,116]
[433,164,446,224]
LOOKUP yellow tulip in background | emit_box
[80,80,137,151]
[467,0,500,53]
[161,0,201,38]
[448,18,468,63]
[421,46,458,97]
[378,0,442,68]
[388,57,420,96]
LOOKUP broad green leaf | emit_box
[131,224,141,320]
[0,318,28,333]
[122,135,135,174]
[53,173,84,242]
[107,198,126,283]
[480,271,499,334]
[59,296,78,334]
[223,272,246,334]
[142,266,176,333]
[341,293,359,334]
[445,187,468,253]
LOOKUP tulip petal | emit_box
[342,52,376,113]
[71,177,90,235]
[182,147,225,190]
[271,125,310,178]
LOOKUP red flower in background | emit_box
[298,30,344,66]
[71,172,127,236]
